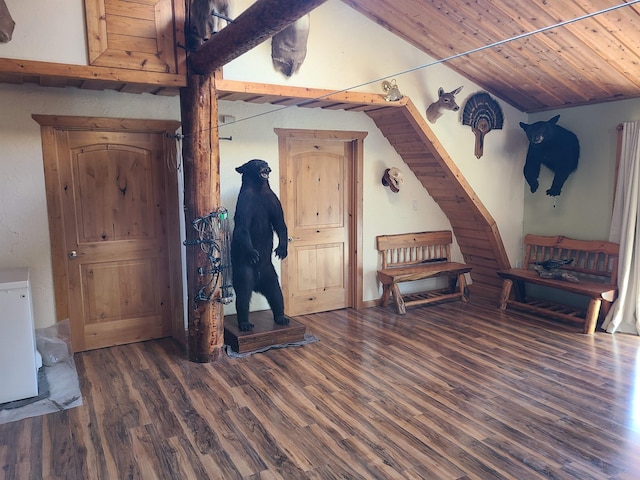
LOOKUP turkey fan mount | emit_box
[462,92,504,159]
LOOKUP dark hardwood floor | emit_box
[2,298,640,479]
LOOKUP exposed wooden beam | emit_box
[189,0,328,75]
[215,78,401,109]
[0,57,186,87]
[180,74,224,363]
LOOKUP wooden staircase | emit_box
[365,100,511,299]
[216,80,512,299]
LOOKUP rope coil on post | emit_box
[183,207,233,309]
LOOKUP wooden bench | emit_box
[376,230,472,314]
[497,234,619,334]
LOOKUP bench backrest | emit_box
[376,230,452,269]
[523,234,619,284]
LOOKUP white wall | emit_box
[217,100,457,315]
[519,98,640,310]
[1,0,87,65]
[221,0,527,311]
[0,0,527,327]
[524,98,640,240]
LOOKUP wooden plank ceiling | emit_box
[1,1,639,112]
[344,0,640,112]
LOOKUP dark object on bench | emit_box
[497,234,619,334]
[376,231,472,314]
[534,258,574,271]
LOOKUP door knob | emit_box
[287,236,300,242]
[68,250,78,259]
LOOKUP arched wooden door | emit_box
[35,116,183,352]
[276,129,366,316]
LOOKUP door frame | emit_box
[275,128,367,311]
[32,115,185,343]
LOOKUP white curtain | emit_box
[602,121,640,335]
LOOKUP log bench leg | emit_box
[447,276,456,293]
[583,298,601,334]
[499,279,513,310]
[391,283,406,314]
[513,280,526,302]
[600,300,612,320]
[458,273,468,302]
[379,284,391,307]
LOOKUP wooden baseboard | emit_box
[467,282,501,302]
[360,299,379,309]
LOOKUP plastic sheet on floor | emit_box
[0,320,82,425]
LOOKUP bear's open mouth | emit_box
[260,167,271,179]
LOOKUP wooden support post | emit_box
[180,73,224,363]
[180,0,329,361]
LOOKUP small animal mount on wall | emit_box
[381,79,404,102]
[381,168,403,193]
[519,115,580,197]
[426,86,463,123]
[0,0,15,43]
[462,92,504,159]
[271,14,310,77]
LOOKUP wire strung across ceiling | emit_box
[208,0,640,131]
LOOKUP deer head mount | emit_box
[426,86,463,123]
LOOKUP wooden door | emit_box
[276,129,366,316]
[35,116,183,352]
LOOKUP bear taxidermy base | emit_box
[519,114,580,197]
[231,159,289,332]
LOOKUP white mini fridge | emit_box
[0,268,39,404]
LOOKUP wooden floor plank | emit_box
[1,298,640,478]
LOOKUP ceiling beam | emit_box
[188,0,328,76]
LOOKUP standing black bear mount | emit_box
[519,115,580,197]
[231,159,289,332]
